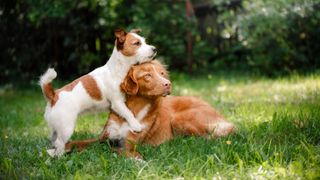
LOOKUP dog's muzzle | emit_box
[162,92,170,97]
[149,52,157,60]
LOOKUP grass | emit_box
[1,71,320,179]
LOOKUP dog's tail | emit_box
[39,68,57,104]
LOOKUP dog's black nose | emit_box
[152,47,157,53]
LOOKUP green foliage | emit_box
[0,0,123,82]
[1,0,320,83]
[128,0,196,69]
[237,0,320,75]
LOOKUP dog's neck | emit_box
[125,94,162,118]
[105,47,136,83]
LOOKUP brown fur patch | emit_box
[51,75,102,106]
[80,75,102,101]
[115,29,127,51]
[43,83,58,106]
[121,69,139,95]
[121,33,141,56]
[58,79,81,92]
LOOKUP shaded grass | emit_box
[1,72,320,179]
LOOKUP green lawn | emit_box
[1,72,320,179]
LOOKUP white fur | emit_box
[40,32,155,157]
[136,104,151,123]
[40,68,57,86]
[210,121,234,137]
[107,104,151,140]
[107,120,131,140]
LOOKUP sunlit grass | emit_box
[1,72,320,179]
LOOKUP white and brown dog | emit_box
[64,61,235,159]
[39,29,156,157]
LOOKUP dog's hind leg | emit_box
[47,113,77,157]
[48,127,75,157]
[51,130,57,144]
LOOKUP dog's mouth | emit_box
[149,52,157,60]
[135,53,157,65]
[162,91,171,97]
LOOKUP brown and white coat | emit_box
[65,61,235,159]
[39,29,157,157]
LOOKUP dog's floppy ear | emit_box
[130,28,142,34]
[121,68,139,95]
[114,28,127,49]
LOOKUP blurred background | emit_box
[1,0,319,84]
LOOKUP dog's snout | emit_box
[152,47,157,53]
[163,81,172,96]
[164,82,171,88]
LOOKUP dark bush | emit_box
[237,0,320,75]
[0,0,319,84]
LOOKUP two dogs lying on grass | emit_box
[40,29,235,159]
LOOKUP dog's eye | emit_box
[133,41,141,46]
[160,71,168,78]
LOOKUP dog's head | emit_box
[114,28,157,64]
[121,60,171,97]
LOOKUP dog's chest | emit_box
[91,69,124,96]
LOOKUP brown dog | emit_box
[65,60,235,158]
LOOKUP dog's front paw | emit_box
[129,122,144,132]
